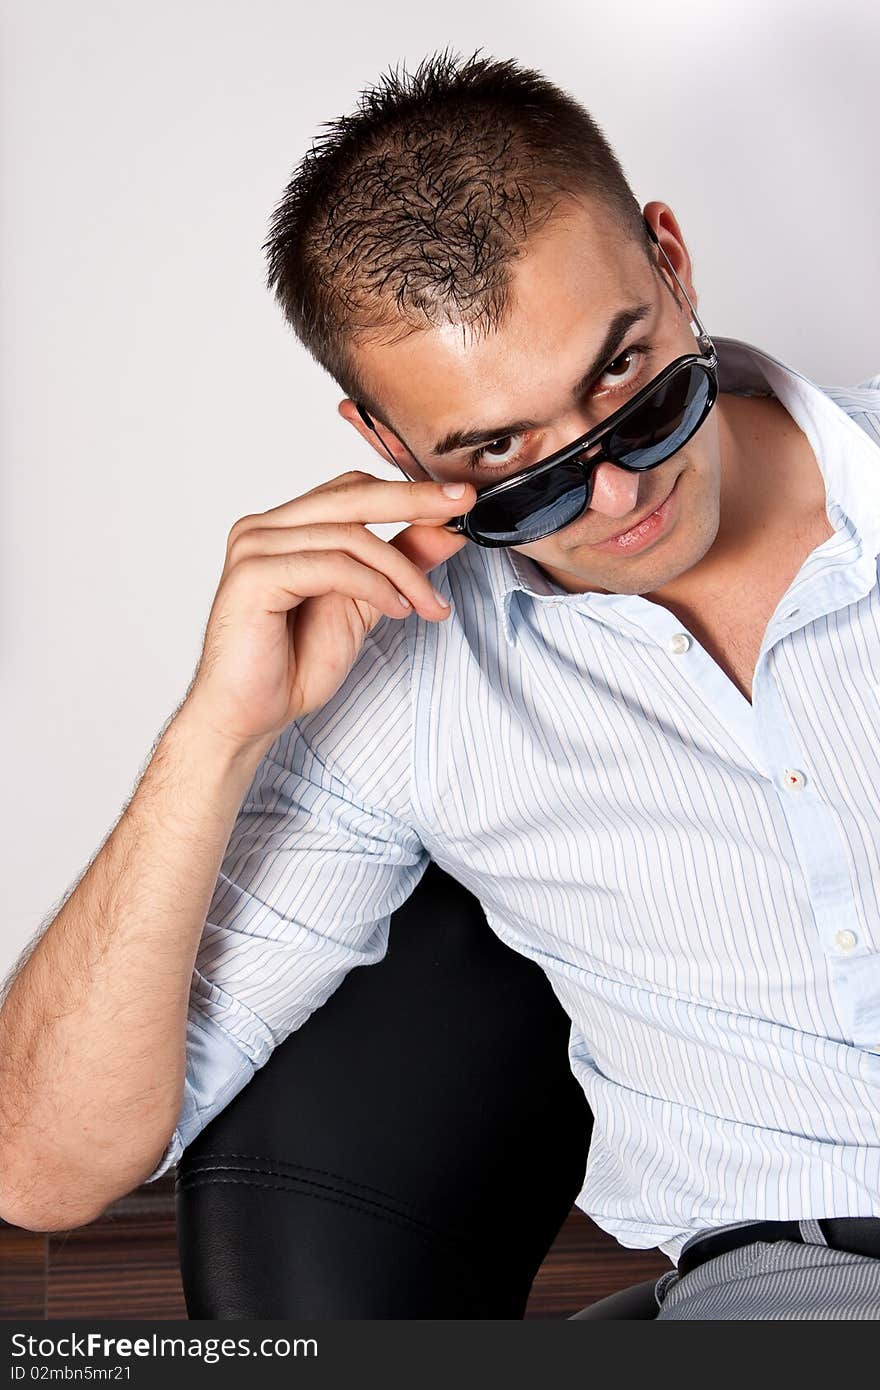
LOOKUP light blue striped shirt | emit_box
[148,335,880,1263]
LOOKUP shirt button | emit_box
[786,608,799,618]
[782,768,807,791]
[668,633,691,654]
[834,929,858,952]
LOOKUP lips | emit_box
[598,479,676,543]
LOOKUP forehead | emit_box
[353,199,657,446]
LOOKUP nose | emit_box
[587,459,643,521]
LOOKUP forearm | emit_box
[0,705,271,1230]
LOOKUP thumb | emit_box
[389,519,470,576]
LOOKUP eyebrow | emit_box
[429,302,655,458]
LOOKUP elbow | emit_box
[0,1173,109,1228]
[0,1191,106,1232]
[0,1132,174,1233]
[0,1149,106,1231]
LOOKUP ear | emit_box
[643,201,699,313]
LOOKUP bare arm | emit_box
[0,705,272,1232]
[0,470,471,1233]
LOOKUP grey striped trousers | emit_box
[653,1220,880,1320]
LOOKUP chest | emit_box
[694,617,766,706]
[685,576,797,704]
[671,508,837,706]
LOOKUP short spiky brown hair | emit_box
[263,48,652,417]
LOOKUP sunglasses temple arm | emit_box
[355,402,444,483]
[355,403,469,533]
[644,218,713,357]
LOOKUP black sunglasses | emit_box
[356,218,719,548]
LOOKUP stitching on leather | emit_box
[179,1152,456,1229]
[178,1150,528,1309]
[178,1162,464,1248]
[177,1172,489,1311]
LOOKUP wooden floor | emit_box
[0,1174,670,1320]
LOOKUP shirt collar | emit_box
[482,334,880,650]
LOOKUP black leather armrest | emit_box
[175,861,592,1318]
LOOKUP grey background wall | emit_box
[2,0,878,970]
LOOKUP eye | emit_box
[469,434,527,470]
[465,342,652,475]
[596,344,650,395]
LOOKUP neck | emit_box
[644,390,826,610]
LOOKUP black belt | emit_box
[678,1217,880,1278]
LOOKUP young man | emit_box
[3,52,879,1318]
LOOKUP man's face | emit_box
[343,197,727,600]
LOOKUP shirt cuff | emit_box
[141,1004,257,1183]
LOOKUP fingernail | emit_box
[431,585,451,607]
[442,482,466,498]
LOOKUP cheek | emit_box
[510,536,565,566]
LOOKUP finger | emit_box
[239,549,452,622]
[235,473,476,534]
[388,520,470,575]
[227,521,456,616]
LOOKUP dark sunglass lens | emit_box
[607,363,711,468]
[469,461,588,545]
[464,362,715,546]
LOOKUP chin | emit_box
[563,523,706,598]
